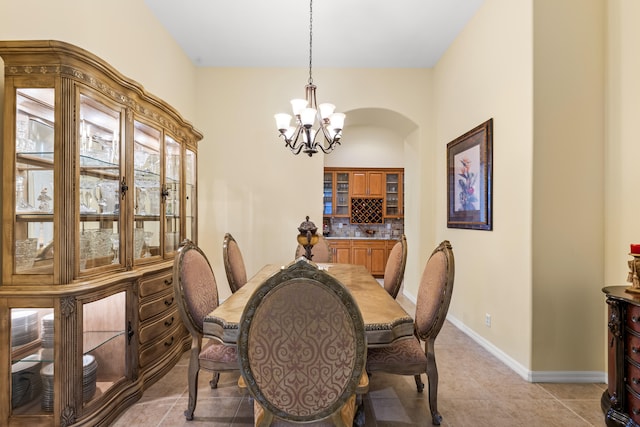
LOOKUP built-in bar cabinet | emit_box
[0,40,201,426]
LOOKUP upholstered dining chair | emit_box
[237,258,368,427]
[222,232,248,293]
[173,239,239,421]
[383,234,408,299]
[294,234,333,262]
[366,240,455,426]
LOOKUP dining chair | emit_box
[173,239,239,421]
[366,240,455,426]
[237,258,368,426]
[222,232,248,293]
[383,234,408,299]
[294,234,333,262]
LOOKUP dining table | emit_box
[203,262,415,348]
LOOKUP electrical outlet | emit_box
[485,313,491,327]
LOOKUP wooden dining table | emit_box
[203,262,415,348]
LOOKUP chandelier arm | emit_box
[286,126,304,147]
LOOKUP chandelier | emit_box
[274,0,345,157]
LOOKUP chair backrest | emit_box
[414,240,455,341]
[238,259,366,423]
[173,239,219,338]
[222,233,247,293]
[294,234,333,263]
[383,234,408,299]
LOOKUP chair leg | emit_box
[210,371,220,389]
[353,393,366,427]
[414,374,425,392]
[185,347,200,421]
[425,339,442,425]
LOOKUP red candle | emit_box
[631,244,640,254]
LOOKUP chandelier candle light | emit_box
[274,0,345,157]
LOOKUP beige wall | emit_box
[606,1,640,284]
[0,0,197,119]
[433,0,535,373]
[532,0,605,374]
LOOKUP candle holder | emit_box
[627,253,640,293]
[297,216,319,260]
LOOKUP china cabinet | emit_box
[0,40,201,426]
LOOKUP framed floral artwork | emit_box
[447,118,493,230]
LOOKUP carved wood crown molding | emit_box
[4,63,199,146]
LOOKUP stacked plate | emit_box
[11,354,42,409]
[41,313,54,348]
[82,355,98,402]
[11,310,39,347]
[40,355,98,412]
[40,363,54,412]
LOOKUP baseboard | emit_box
[400,289,607,383]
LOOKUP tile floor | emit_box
[112,293,607,427]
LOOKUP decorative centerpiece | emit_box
[627,244,640,293]
[297,216,319,260]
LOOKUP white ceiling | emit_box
[144,0,485,68]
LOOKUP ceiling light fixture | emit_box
[274,0,345,157]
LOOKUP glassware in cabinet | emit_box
[133,121,162,262]
[164,136,181,254]
[78,93,124,270]
[14,88,55,275]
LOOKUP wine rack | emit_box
[351,198,383,224]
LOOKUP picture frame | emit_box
[447,118,493,230]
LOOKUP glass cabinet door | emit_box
[185,148,196,242]
[164,136,181,254]
[10,307,54,416]
[82,291,127,408]
[323,172,333,216]
[335,172,350,216]
[78,94,123,270]
[14,88,55,275]
[385,173,400,216]
[133,121,161,262]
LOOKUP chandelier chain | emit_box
[308,0,313,85]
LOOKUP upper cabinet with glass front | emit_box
[1,40,202,285]
[0,40,200,426]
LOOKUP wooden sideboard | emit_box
[0,40,200,426]
[602,286,640,426]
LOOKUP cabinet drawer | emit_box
[139,324,186,368]
[139,289,175,321]
[629,362,640,394]
[627,331,640,364]
[139,271,173,298]
[139,306,180,344]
